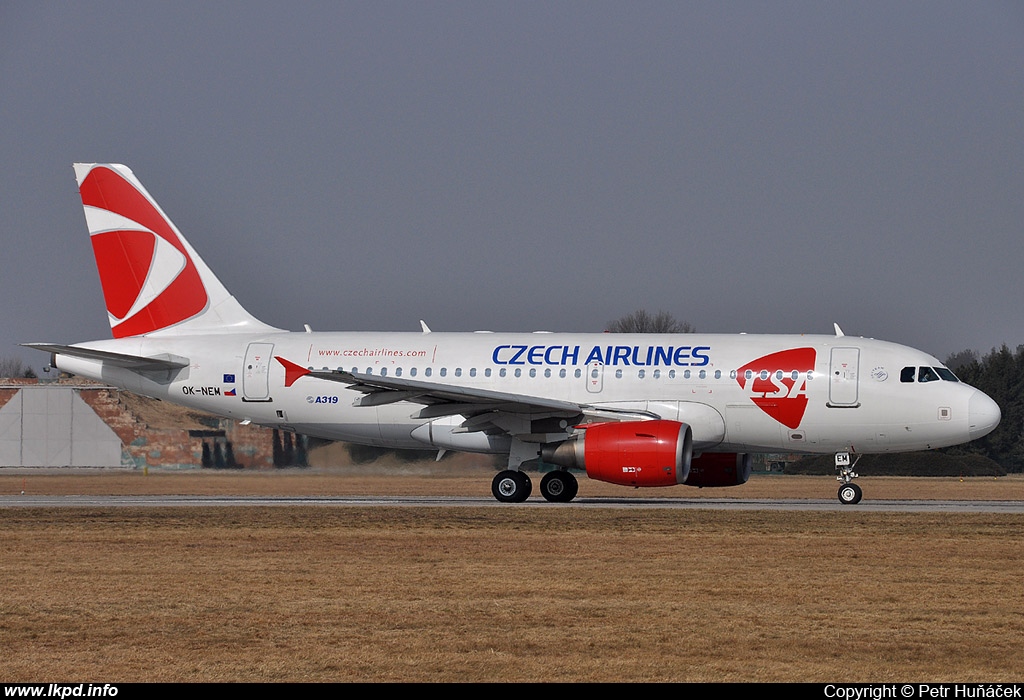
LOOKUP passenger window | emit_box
[918,367,939,383]
[900,367,915,383]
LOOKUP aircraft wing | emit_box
[305,366,584,420]
[22,343,190,372]
[278,356,666,441]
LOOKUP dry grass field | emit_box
[1,468,1022,682]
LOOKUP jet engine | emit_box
[683,452,752,487]
[541,420,693,487]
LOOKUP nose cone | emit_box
[968,391,1001,441]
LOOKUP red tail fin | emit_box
[74,164,277,337]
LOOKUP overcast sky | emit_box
[2,2,1022,370]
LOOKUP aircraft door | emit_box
[828,347,860,407]
[586,361,604,393]
[242,342,275,401]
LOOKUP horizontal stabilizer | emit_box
[22,343,190,372]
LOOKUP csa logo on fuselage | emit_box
[735,348,816,429]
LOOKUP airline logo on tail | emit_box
[78,165,208,338]
[736,348,816,429]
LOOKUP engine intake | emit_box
[541,420,693,487]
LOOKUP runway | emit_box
[2,494,1022,513]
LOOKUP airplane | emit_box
[26,163,1002,505]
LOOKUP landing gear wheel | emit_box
[492,470,532,503]
[835,451,863,505]
[540,470,579,503]
[838,482,863,505]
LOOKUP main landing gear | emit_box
[491,469,579,503]
[539,469,579,503]
[835,451,863,505]
[492,470,531,503]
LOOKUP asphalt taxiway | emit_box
[1,494,1021,513]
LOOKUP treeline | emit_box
[942,344,1024,471]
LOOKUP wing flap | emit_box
[275,356,584,419]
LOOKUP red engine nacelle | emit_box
[541,420,693,487]
[683,452,752,487]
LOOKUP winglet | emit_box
[834,323,845,337]
[275,356,311,387]
[420,320,432,334]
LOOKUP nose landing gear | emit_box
[835,452,863,505]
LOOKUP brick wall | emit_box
[3,378,280,470]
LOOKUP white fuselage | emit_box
[56,330,999,457]
[41,163,1003,505]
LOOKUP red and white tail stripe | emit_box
[74,163,276,337]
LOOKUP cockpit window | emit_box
[902,365,960,383]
